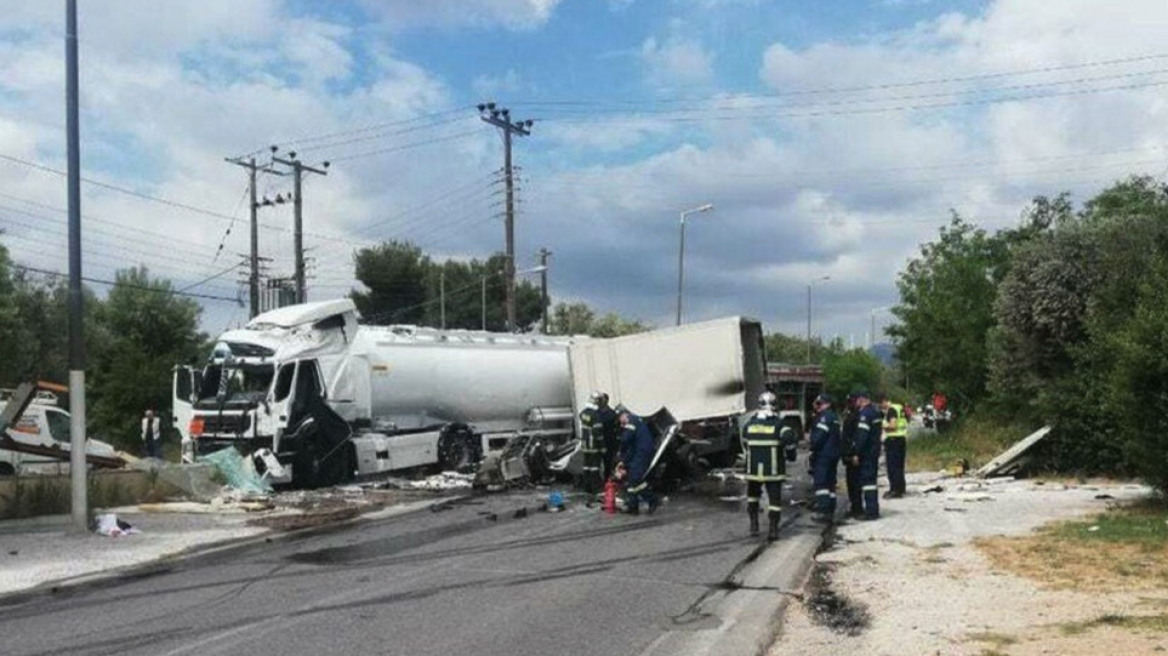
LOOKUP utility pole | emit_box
[272,150,328,304]
[225,156,279,318]
[538,248,550,334]
[439,269,446,330]
[65,0,87,531]
[481,275,487,331]
[478,103,532,332]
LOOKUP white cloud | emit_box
[641,36,714,87]
[472,69,524,98]
[358,0,561,31]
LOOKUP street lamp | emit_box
[806,275,831,363]
[870,306,892,350]
[676,203,715,326]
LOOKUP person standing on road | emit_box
[741,392,799,541]
[596,392,620,482]
[578,392,606,497]
[851,389,883,520]
[141,408,161,459]
[617,408,659,515]
[808,393,841,523]
[880,395,908,499]
[842,395,862,518]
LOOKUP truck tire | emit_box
[438,424,478,472]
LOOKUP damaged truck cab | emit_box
[175,299,576,488]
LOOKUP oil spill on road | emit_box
[804,563,870,636]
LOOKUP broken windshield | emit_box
[197,363,275,403]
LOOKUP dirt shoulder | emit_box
[768,473,1164,656]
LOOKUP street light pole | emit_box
[676,203,714,326]
[806,275,830,364]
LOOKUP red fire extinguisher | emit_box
[603,478,619,514]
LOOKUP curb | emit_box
[0,493,471,607]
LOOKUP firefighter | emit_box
[617,409,659,515]
[578,392,606,496]
[741,392,799,541]
[595,392,620,482]
[880,395,908,499]
[808,393,841,523]
[851,388,883,520]
[842,394,862,519]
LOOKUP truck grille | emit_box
[202,414,251,435]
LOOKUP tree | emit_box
[822,347,883,402]
[549,302,648,337]
[87,268,204,449]
[887,215,1011,411]
[351,243,543,331]
[351,241,431,325]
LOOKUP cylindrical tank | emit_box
[352,325,574,433]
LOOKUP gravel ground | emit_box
[768,472,1162,656]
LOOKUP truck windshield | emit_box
[198,363,275,402]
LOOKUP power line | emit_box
[249,105,475,154]
[13,264,243,304]
[329,129,485,163]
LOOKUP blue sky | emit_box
[1,0,1167,347]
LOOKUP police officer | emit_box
[808,393,841,523]
[617,408,659,515]
[595,392,620,482]
[741,392,798,541]
[578,392,606,496]
[850,388,883,520]
[880,395,907,499]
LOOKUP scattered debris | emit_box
[380,471,474,491]
[93,513,139,537]
[198,447,272,495]
[975,426,1052,478]
[1096,494,1116,500]
[921,485,945,494]
[947,493,995,503]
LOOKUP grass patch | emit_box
[1058,613,1168,636]
[907,415,1030,473]
[976,500,1168,590]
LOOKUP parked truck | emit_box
[174,299,576,488]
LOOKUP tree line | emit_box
[889,176,1168,491]
[0,244,205,452]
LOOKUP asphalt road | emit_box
[0,477,816,656]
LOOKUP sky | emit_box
[2,0,1168,347]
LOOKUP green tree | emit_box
[822,347,883,401]
[549,302,648,337]
[87,268,204,449]
[888,215,1010,411]
[351,241,431,325]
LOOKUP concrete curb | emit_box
[0,493,471,607]
[641,507,833,656]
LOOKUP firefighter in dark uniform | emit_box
[741,392,799,541]
[578,391,606,496]
[851,388,883,520]
[595,392,620,482]
[617,408,659,515]
[808,393,841,523]
[842,394,862,518]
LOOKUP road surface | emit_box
[0,479,817,656]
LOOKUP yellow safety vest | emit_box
[884,403,908,439]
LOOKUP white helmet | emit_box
[758,391,777,410]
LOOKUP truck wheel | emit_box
[438,424,477,472]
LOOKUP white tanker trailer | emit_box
[173,299,575,487]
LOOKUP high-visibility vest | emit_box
[885,403,908,439]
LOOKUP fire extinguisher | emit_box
[603,478,619,514]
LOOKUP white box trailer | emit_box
[567,317,767,463]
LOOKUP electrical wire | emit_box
[13,264,243,304]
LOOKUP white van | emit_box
[0,392,118,476]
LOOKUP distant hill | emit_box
[869,342,896,366]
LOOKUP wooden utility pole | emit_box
[272,152,328,304]
[478,103,532,332]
